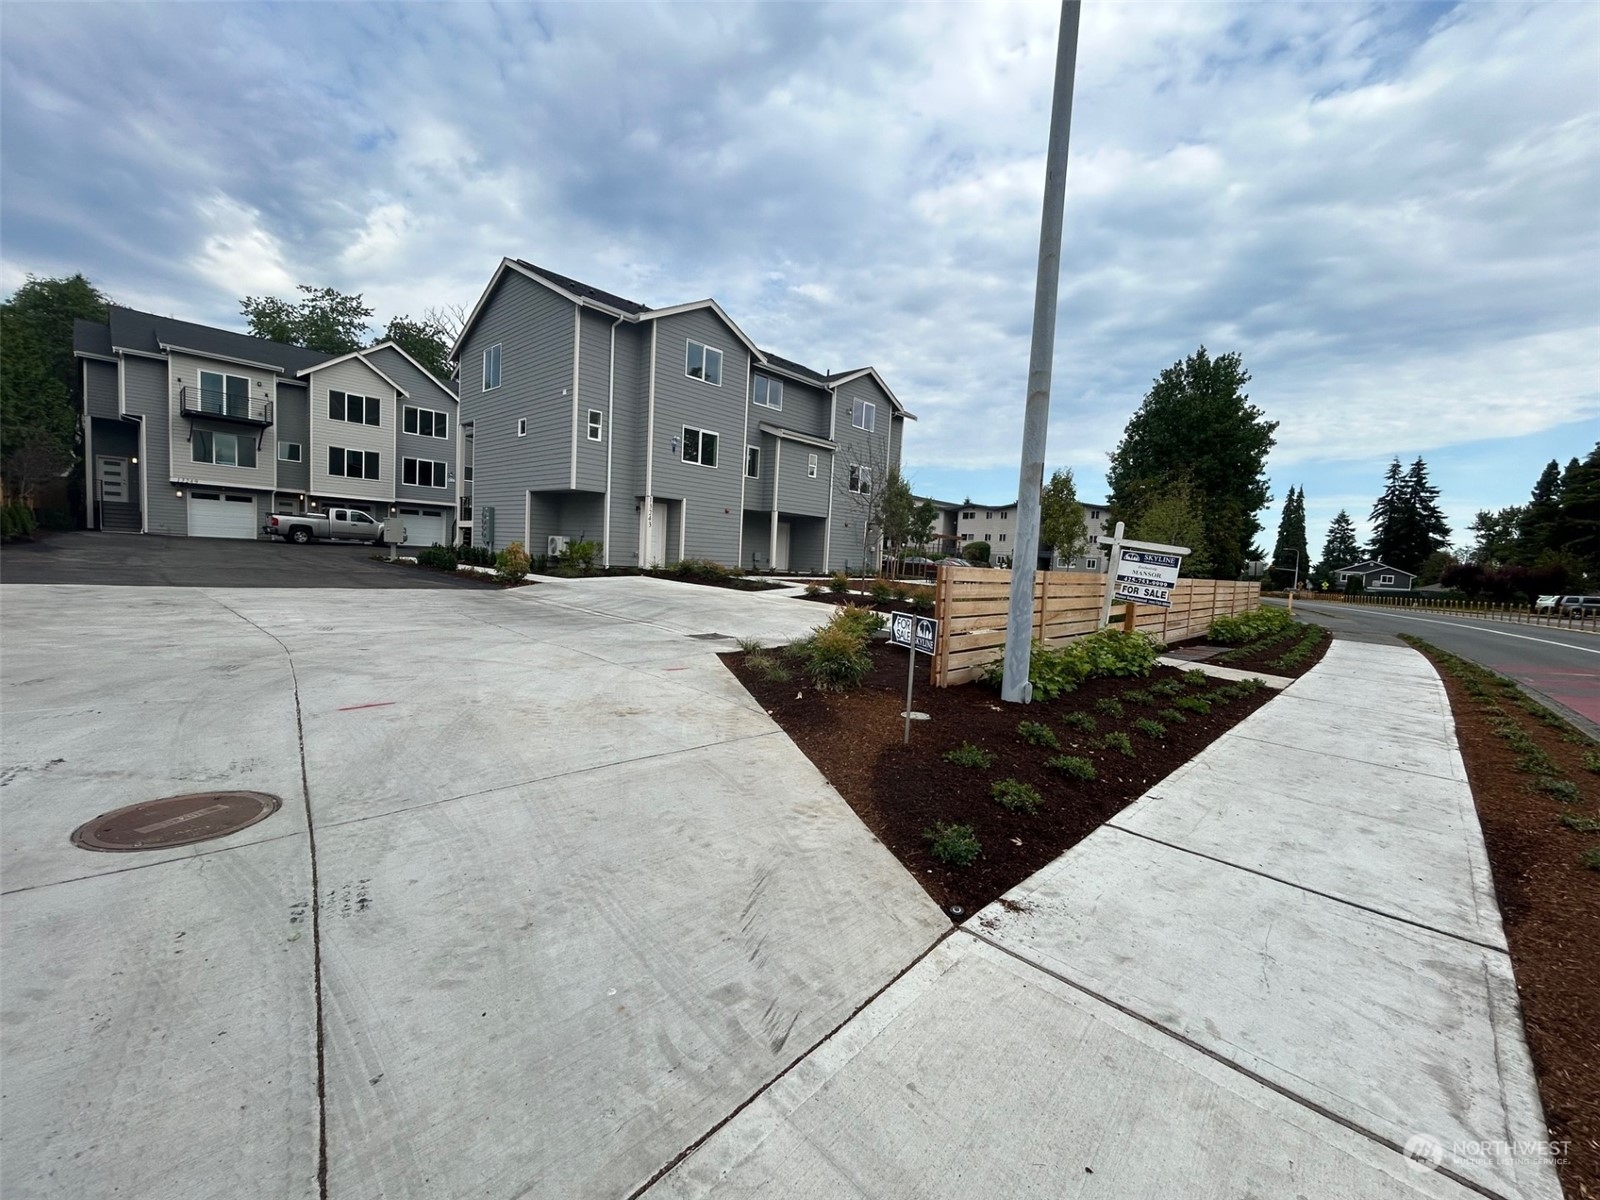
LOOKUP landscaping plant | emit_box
[1062,711,1097,733]
[495,540,531,584]
[943,742,996,769]
[797,611,874,692]
[925,822,981,866]
[1102,731,1135,756]
[1208,606,1295,645]
[829,571,850,596]
[1133,717,1167,739]
[1045,755,1097,781]
[991,778,1045,815]
[1016,721,1060,749]
[1094,698,1124,719]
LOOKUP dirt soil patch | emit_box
[1407,639,1600,1198]
[723,640,1274,919]
[1200,622,1332,678]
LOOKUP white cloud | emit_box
[190,194,295,297]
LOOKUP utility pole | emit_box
[1001,0,1082,703]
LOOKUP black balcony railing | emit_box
[179,386,274,425]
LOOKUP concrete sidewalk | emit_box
[645,639,1563,1200]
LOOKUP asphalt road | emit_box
[1284,598,1600,737]
[0,531,495,589]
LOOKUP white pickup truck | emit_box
[262,508,400,546]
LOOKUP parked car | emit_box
[1533,594,1561,613]
[263,508,397,545]
[1557,595,1600,616]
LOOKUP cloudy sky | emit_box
[3,1,1595,559]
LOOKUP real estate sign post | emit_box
[889,612,939,743]
[1097,523,1190,625]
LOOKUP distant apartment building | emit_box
[73,307,460,544]
[452,259,914,573]
[945,498,1110,570]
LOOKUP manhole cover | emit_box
[71,791,283,853]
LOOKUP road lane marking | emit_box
[1294,605,1600,656]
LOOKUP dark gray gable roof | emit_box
[758,351,829,385]
[101,305,332,375]
[73,318,114,357]
[515,261,651,315]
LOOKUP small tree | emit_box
[381,314,453,379]
[1039,467,1089,567]
[963,540,991,564]
[877,468,916,571]
[833,437,894,571]
[1128,474,1213,577]
[1316,509,1362,582]
[907,499,938,556]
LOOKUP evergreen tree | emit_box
[1513,460,1563,564]
[1106,346,1277,579]
[1468,507,1522,565]
[1317,509,1362,579]
[1401,457,1451,572]
[1367,458,1408,567]
[1554,443,1600,576]
[1269,486,1310,587]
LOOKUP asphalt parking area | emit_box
[0,577,945,1199]
[0,531,496,588]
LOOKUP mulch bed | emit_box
[1408,641,1600,1198]
[1200,623,1333,678]
[722,640,1274,919]
[375,559,529,588]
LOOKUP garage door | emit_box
[189,492,259,539]
[400,510,447,547]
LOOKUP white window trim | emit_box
[404,404,449,439]
[483,344,502,391]
[277,440,302,463]
[403,457,449,489]
[753,374,783,410]
[328,446,381,481]
[849,464,873,494]
[587,409,603,442]
[197,369,251,415]
[685,340,723,387]
[807,452,818,479]
[681,425,719,469]
[516,418,527,437]
[1379,573,1395,585]
[746,446,760,478]
[329,390,381,426]
[851,398,876,432]
[191,429,254,468]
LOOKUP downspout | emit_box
[81,361,95,522]
[570,305,581,489]
[737,364,752,570]
[823,383,837,571]
[769,439,781,570]
[603,313,623,567]
[643,322,657,564]
[136,415,148,533]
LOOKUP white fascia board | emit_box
[829,365,913,418]
[367,340,459,400]
[73,350,119,364]
[756,422,836,452]
[295,352,410,398]
[635,298,765,362]
[157,343,284,374]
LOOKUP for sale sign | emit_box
[889,612,939,656]
[1114,549,1182,609]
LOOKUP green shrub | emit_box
[869,580,894,604]
[1102,731,1135,756]
[1158,707,1187,725]
[1122,689,1155,706]
[562,539,602,573]
[1583,845,1600,872]
[1062,711,1097,733]
[1584,752,1600,775]
[991,778,1045,814]
[736,636,766,654]
[452,543,496,567]
[747,653,792,683]
[1182,669,1209,687]
[944,742,996,769]
[804,582,824,597]
[1046,754,1097,781]
[495,540,531,583]
[1174,695,1212,715]
[799,616,873,692]
[1133,717,1167,739]
[1538,778,1580,803]
[911,592,935,615]
[830,606,886,638]
[829,572,850,596]
[662,557,739,583]
[890,584,910,603]
[1558,813,1600,833]
[1094,698,1124,719]
[979,629,1162,701]
[925,822,981,866]
[417,545,459,572]
[1016,721,1060,749]
[0,503,38,543]
[1208,606,1296,645]
[1150,680,1185,697]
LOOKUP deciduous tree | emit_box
[381,314,453,380]
[240,284,374,356]
[1128,474,1212,578]
[1039,467,1089,567]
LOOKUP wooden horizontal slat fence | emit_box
[930,565,1259,687]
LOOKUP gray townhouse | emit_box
[73,307,460,545]
[451,259,913,574]
[949,497,1111,571]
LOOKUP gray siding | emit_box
[827,374,898,571]
[123,356,183,535]
[275,385,310,493]
[744,432,775,510]
[574,308,613,493]
[740,512,771,568]
[789,516,827,574]
[84,360,119,419]
[368,344,461,507]
[773,438,831,518]
[647,309,749,567]
[604,325,648,565]
[458,272,576,551]
[752,373,829,441]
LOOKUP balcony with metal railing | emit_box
[179,385,274,426]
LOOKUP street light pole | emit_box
[1001,0,1083,704]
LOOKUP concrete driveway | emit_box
[0,575,947,1199]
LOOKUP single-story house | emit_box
[1335,560,1416,592]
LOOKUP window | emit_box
[191,429,255,468]
[681,426,719,468]
[587,409,603,442]
[483,344,502,391]
[329,390,380,426]
[986,511,993,520]
[404,406,449,439]
[849,464,872,494]
[998,533,1007,543]
[403,458,448,488]
[962,510,975,520]
[746,446,760,478]
[327,447,380,480]
[1379,573,1395,585]
[752,374,782,410]
[850,398,876,432]
[1001,510,1009,520]
[198,370,250,417]
[516,418,527,437]
[277,441,302,463]
[685,340,723,386]
[1091,509,1102,520]
[1087,558,1099,570]
[807,453,818,479]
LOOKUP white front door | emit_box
[774,521,791,571]
[96,456,128,503]
[650,501,668,565]
[188,492,258,539]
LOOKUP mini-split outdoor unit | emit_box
[548,535,570,557]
